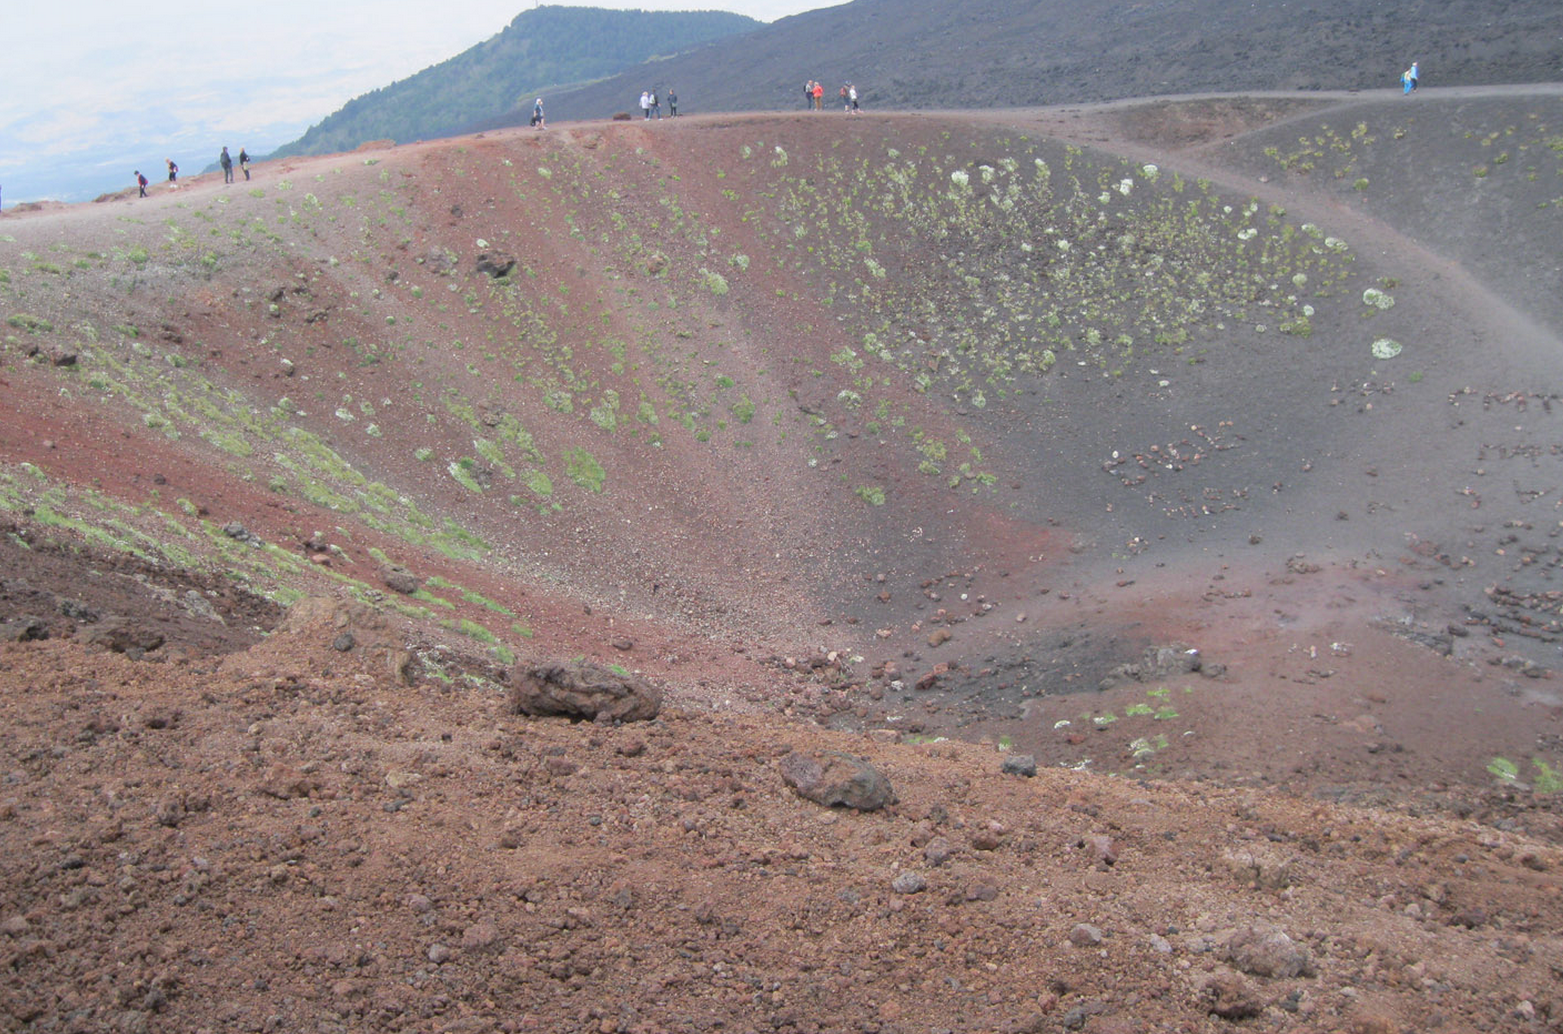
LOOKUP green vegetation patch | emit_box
[564,447,605,493]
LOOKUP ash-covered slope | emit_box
[1,91,1561,783]
[270,6,761,159]
[493,0,1563,124]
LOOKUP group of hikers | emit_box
[638,89,678,118]
[134,146,250,198]
[124,57,1428,204]
[802,80,861,113]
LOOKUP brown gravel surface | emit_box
[3,620,1561,1034]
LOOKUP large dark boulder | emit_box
[509,661,661,722]
[779,751,897,811]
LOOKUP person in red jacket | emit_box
[135,171,148,197]
[812,80,824,110]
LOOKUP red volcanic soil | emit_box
[3,89,1563,1031]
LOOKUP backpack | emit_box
[138,174,147,186]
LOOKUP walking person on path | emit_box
[135,171,148,198]
[849,83,860,114]
[219,146,233,184]
[238,148,251,180]
[531,98,546,130]
[165,158,178,183]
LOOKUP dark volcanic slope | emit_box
[271,6,762,160]
[497,0,1563,125]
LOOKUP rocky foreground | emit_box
[3,596,1561,1034]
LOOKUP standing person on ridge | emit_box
[849,83,860,114]
[1407,60,1419,93]
[668,88,678,117]
[219,146,233,184]
[650,89,660,119]
[812,80,824,110]
[238,148,251,180]
[165,158,178,183]
[531,98,546,129]
[640,90,651,119]
[803,80,812,109]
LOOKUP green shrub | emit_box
[565,448,605,492]
[6,313,52,333]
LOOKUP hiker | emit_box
[239,148,251,180]
[840,83,849,111]
[1407,61,1419,93]
[135,170,148,198]
[166,158,178,183]
[812,80,824,110]
[651,89,661,119]
[668,89,678,117]
[803,80,813,109]
[640,90,651,119]
[849,83,860,114]
[531,98,546,130]
[219,146,233,184]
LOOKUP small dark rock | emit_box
[380,565,421,595]
[1222,923,1314,978]
[1202,970,1263,1020]
[57,599,98,622]
[923,837,957,867]
[153,798,185,828]
[1068,923,1103,947]
[222,522,262,547]
[0,617,48,643]
[83,621,164,655]
[475,252,516,279]
[1001,754,1038,777]
[332,632,356,652]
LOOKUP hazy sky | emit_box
[1,1,828,203]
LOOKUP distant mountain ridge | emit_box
[482,0,1563,125]
[269,6,761,159]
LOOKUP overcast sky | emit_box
[1,1,828,204]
